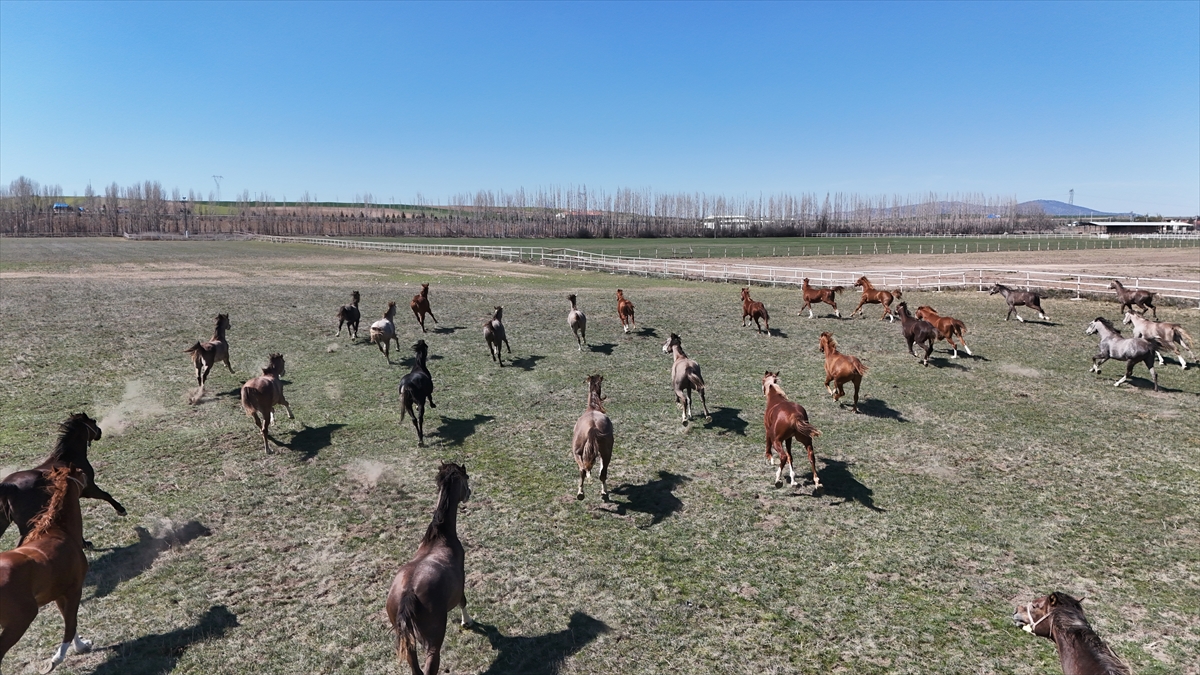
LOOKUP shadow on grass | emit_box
[510,355,545,371]
[704,406,747,435]
[86,522,212,599]
[588,343,616,355]
[856,399,905,422]
[610,471,689,527]
[767,327,789,338]
[436,414,494,446]
[91,605,238,675]
[930,357,970,371]
[815,459,884,512]
[432,325,468,335]
[280,422,346,460]
[400,353,444,368]
[632,327,658,338]
[469,611,609,675]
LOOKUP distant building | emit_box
[702,215,753,230]
[52,202,72,213]
[1080,220,1194,235]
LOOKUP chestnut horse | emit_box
[1123,311,1194,369]
[567,294,587,350]
[184,313,234,387]
[662,334,712,424]
[0,413,125,549]
[1108,280,1156,319]
[849,277,901,321]
[1013,592,1131,675]
[989,284,1048,322]
[336,291,361,338]
[386,462,472,675]
[240,353,294,452]
[740,287,770,334]
[896,303,936,366]
[370,301,401,363]
[761,371,822,491]
[398,340,437,446]
[0,466,93,673]
[799,278,843,318]
[914,306,973,358]
[1086,318,1158,391]
[571,375,614,500]
[616,289,636,333]
[483,306,511,366]
[818,332,866,413]
[410,283,439,333]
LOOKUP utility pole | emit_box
[213,175,223,202]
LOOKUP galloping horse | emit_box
[567,294,587,350]
[1086,318,1159,391]
[399,340,437,446]
[335,291,361,338]
[0,413,125,549]
[761,371,822,491]
[1109,280,1156,319]
[240,353,294,452]
[740,287,770,334]
[818,332,866,413]
[370,301,401,363]
[896,303,937,366]
[914,306,973,358]
[0,466,93,673]
[571,375,614,500]
[800,278,843,318]
[1123,311,1194,369]
[989,284,1048,322]
[849,277,901,321]
[410,283,439,333]
[616,289,636,334]
[1013,592,1131,675]
[386,462,472,675]
[662,334,712,424]
[184,313,234,387]
[483,306,511,366]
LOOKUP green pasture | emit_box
[0,239,1197,674]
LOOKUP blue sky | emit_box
[2,1,1197,214]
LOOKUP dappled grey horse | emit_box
[1086,317,1159,391]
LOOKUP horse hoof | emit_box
[75,638,93,654]
[40,659,59,674]
[812,485,825,497]
[601,493,610,502]
[576,493,584,501]
[774,479,784,488]
[704,416,712,423]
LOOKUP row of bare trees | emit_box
[0,176,1053,237]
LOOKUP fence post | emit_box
[1075,276,1081,299]
[1025,271,1030,291]
[978,270,982,292]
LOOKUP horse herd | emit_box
[2,273,1191,675]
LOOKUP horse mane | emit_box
[1094,317,1119,333]
[47,413,93,461]
[586,376,606,413]
[819,332,837,352]
[1048,594,1132,675]
[422,463,465,544]
[25,466,78,542]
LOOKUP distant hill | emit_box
[1017,199,1128,217]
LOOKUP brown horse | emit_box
[896,303,937,366]
[184,313,233,387]
[818,332,866,413]
[1013,592,1131,675]
[850,277,901,321]
[662,334,712,423]
[336,291,361,338]
[240,353,294,452]
[914,306,973,358]
[740,287,770,334]
[0,413,125,549]
[410,283,439,333]
[1123,311,1195,369]
[483,306,511,366]
[800,278,843,319]
[571,375,614,500]
[567,294,587,350]
[1108,280,1156,319]
[989,284,1048,322]
[386,462,472,675]
[0,466,93,673]
[370,301,401,363]
[616,289,636,334]
[761,371,822,491]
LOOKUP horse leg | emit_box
[851,376,860,414]
[1147,358,1159,391]
[959,333,973,356]
[783,439,796,487]
[681,389,691,423]
[947,334,959,358]
[222,355,234,374]
[261,413,272,453]
[459,597,473,628]
[336,319,344,337]
[504,336,512,354]
[922,340,932,366]
[428,309,439,325]
[0,600,36,667]
[698,387,711,422]
[577,467,587,500]
[200,359,214,386]
[832,301,840,318]
[597,455,609,500]
[45,593,90,673]
[825,374,836,398]
[420,626,445,675]
[82,483,127,516]
[1114,360,1135,388]
[251,411,263,431]
[1091,355,1108,373]
[415,401,425,446]
[805,441,822,494]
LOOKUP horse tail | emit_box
[852,359,868,376]
[952,319,967,336]
[239,383,256,415]
[392,589,421,670]
[184,341,203,354]
[892,289,903,299]
[687,371,706,393]
[398,382,410,421]
[794,418,821,439]
[831,286,844,295]
[1176,326,1194,350]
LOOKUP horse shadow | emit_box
[704,406,748,435]
[400,354,444,368]
[280,422,346,460]
[90,605,238,675]
[930,357,970,371]
[436,414,495,446]
[432,325,467,335]
[468,611,609,675]
[589,343,617,355]
[86,522,212,599]
[856,398,905,422]
[812,459,884,512]
[609,471,689,527]
[633,327,658,338]
[510,355,545,371]
[767,328,789,338]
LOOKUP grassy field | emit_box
[1,238,1197,675]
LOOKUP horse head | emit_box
[818,332,835,354]
[412,340,428,356]
[1085,317,1109,335]
[988,284,1003,295]
[1013,592,1085,639]
[436,462,470,504]
[854,276,868,288]
[761,370,781,395]
[1108,280,1122,291]
[662,333,681,354]
[741,287,751,299]
[492,306,503,320]
[1121,312,1135,325]
[62,412,102,447]
[585,373,606,400]
[264,353,286,376]
[567,293,577,305]
[351,290,360,304]
[216,313,231,330]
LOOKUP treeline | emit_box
[0,176,1054,238]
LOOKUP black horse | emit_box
[399,340,437,446]
[896,303,937,366]
[0,412,126,548]
[336,290,362,338]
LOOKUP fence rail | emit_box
[248,234,1200,305]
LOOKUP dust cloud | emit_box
[99,380,167,435]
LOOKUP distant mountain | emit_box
[1017,200,1127,217]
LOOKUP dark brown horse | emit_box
[1108,280,1156,319]
[571,375,614,500]
[616,289,636,334]
[0,413,125,549]
[483,306,511,366]
[818,332,866,413]
[761,371,822,491]
[0,466,93,673]
[1013,592,1131,675]
[410,283,439,333]
[800,278,843,319]
[740,287,770,334]
[240,353,294,452]
[896,302,936,366]
[386,462,472,675]
[184,313,233,387]
[989,284,1048,322]
[914,306,973,358]
[850,277,901,321]
[336,291,361,338]
[399,340,436,446]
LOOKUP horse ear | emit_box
[1048,594,1058,606]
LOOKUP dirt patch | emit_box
[99,380,167,435]
[999,363,1042,378]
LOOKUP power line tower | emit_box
[212,175,223,202]
[1068,189,1074,206]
